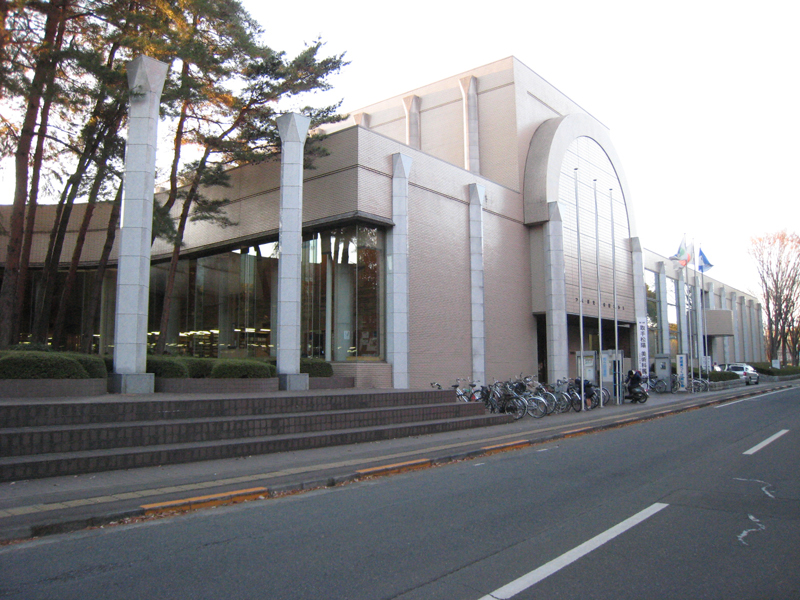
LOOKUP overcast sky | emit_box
[242,0,799,296]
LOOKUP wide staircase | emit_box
[0,389,510,482]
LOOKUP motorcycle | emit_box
[624,371,649,404]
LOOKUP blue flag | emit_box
[698,248,713,273]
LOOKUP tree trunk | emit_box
[0,0,68,348]
[154,147,212,354]
[80,182,122,354]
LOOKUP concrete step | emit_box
[0,389,454,428]
[0,413,511,482]
[0,402,488,456]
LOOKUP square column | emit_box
[468,184,486,384]
[544,202,568,383]
[387,153,412,388]
[276,113,311,391]
[403,95,421,149]
[111,55,168,395]
[459,76,480,173]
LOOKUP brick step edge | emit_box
[0,414,513,482]
[0,390,459,427]
[1,403,488,457]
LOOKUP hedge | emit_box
[0,351,89,379]
[708,371,740,382]
[300,358,334,378]
[750,362,800,376]
[179,357,217,379]
[146,356,189,378]
[210,359,274,379]
[62,352,108,379]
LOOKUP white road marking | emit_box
[478,503,669,600]
[715,389,787,408]
[733,478,776,499]
[743,430,789,455]
[737,514,766,545]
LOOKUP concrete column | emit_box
[276,112,311,391]
[459,76,480,173]
[731,291,741,361]
[111,55,168,395]
[544,202,568,383]
[707,281,719,363]
[468,184,486,384]
[756,303,765,361]
[746,299,756,362]
[386,153,412,388]
[403,95,421,149]
[694,274,706,368]
[677,270,688,355]
[656,262,669,355]
[353,112,370,129]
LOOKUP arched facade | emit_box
[523,114,647,384]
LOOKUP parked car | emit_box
[725,363,760,385]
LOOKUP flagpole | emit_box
[700,248,710,368]
[610,188,620,404]
[594,179,603,406]
[575,168,585,410]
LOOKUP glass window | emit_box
[145,225,385,362]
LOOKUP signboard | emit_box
[636,317,650,375]
[676,354,688,392]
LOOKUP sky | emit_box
[1,0,794,298]
[240,0,800,297]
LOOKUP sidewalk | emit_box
[0,383,790,543]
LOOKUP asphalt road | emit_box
[2,387,798,600]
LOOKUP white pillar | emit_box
[677,271,688,355]
[403,95,421,149]
[469,184,486,384]
[459,76,480,173]
[276,112,311,390]
[731,291,741,361]
[544,202,568,383]
[111,55,168,394]
[387,153,412,388]
[656,262,670,355]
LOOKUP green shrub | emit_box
[708,371,740,382]
[146,356,189,378]
[210,359,273,379]
[62,352,108,378]
[300,358,333,378]
[751,362,800,376]
[0,351,89,379]
[8,343,52,352]
[179,357,216,379]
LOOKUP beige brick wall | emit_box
[483,212,538,380]
[407,184,472,388]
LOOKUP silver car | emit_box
[725,363,760,385]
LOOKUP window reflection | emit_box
[147,225,385,361]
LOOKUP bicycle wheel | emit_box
[671,377,680,393]
[525,394,547,418]
[600,387,611,406]
[570,391,583,412]
[510,398,527,420]
[556,392,572,413]
[540,391,557,414]
[654,380,667,393]
[589,390,600,409]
